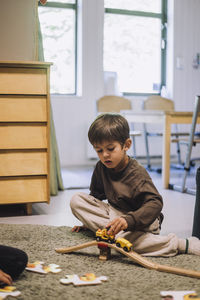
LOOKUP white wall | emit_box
[168,0,200,160]
[172,0,200,111]
[0,0,37,60]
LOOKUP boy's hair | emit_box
[88,113,130,146]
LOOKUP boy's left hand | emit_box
[0,269,12,285]
[106,217,128,235]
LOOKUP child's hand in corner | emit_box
[106,217,128,235]
[72,225,88,233]
[0,269,12,286]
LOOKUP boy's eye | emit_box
[108,147,114,151]
[96,149,102,153]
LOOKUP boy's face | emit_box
[93,139,131,172]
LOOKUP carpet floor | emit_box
[1,224,200,300]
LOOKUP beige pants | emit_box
[70,192,179,257]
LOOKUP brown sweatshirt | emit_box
[90,158,163,231]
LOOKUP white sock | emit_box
[178,237,200,255]
[188,237,200,255]
[178,238,188,254]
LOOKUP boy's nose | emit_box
[103,151,109,158]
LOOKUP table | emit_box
[121,110,200,189]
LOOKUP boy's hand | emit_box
[0,269,12,285]
[71,225,88,233]
[106,217,128,235]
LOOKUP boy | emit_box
[70,113,200,257]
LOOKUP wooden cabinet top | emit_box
[0,61,52,69]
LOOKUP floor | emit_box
[0,161,198,239]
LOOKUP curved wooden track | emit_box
[55,241,200,279]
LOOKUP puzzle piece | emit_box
[160,291,197,300]
[184,293,200,300]
[60,273,108,286]
[26,261,61,274]
[0,286,21,299]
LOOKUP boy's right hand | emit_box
[71,225,88,232]
[0,269,12,285]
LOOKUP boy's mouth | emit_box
[104,160,112,166]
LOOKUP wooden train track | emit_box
[55,241,200,279]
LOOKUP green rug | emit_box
[0,224,200,300]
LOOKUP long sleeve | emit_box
[89,158,163,231]
[122,179,163,231]
[89,162,106,200]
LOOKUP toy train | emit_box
[96,228,132,252]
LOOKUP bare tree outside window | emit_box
[38,1,76,94]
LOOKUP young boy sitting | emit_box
[70,113,200,257]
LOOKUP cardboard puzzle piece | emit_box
[26,261,61,274]
[160,291,200,300]
[0,286,21,299]
[60,273,108,286]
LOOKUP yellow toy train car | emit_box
[115,237,132,252]
[96,228,115,243]
[96,229,132,252]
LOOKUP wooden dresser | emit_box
[0,61,51,214]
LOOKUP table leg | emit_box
[162,115,171,188]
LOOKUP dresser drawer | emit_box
[0,95,47,122]
[0,151,48,176]
[0,177,48,204]
[0,67,47,94]
[0,124,47,149]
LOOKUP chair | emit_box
[169,95,200,194]
[96,95,141,157]
[142,95,189,172]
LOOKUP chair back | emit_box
[97,95,132,113]
[143,95,174,112]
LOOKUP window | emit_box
[104,0,167,95]
[38,0,77,94]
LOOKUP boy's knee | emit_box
[70,192,84,213]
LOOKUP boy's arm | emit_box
[107,195,162,235]
[89,163,106,200]
[124,186,163,232]
[124,178,163,231]
[124,197,163,231]
[109,179,163,233]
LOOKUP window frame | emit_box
[104,0,168,96]
[38,0,78,95]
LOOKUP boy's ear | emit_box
[124,138,132,151]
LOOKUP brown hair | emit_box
[88,113,130,146]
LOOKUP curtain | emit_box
[37,14,64,195]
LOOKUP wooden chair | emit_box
[96,95,141,157]
[142,95,189,172]
[169,95,200,194]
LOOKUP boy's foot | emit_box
[72,225,88,233]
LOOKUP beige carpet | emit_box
[1,224,200,300]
